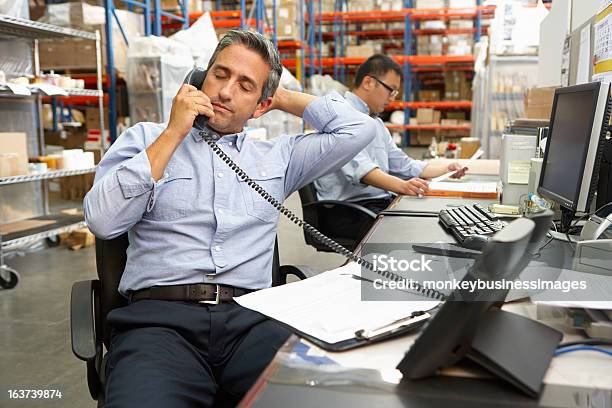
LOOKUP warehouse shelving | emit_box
[301,1,491,146]
[0,14,104,289]
[0,168,96,187]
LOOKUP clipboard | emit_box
[273,311,431,352]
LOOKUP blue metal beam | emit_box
[105,0,118,143]
[403,0,413,147]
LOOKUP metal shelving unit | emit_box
[0,14,103,289]
[0,168,96,186]
[104,0,256,143]
[299,2,493,146]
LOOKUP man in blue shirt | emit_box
[84,30,376,407]
[314,54,466,239]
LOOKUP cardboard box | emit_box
[416,108,441,124]
[415,0,446,8]
[419,90,441,101]
[66,227,95,250]
[85,107,109,131]
[525,86,557,120]
[45,128,88,150]
[37,3,143,75]
[0,132,28,176]
[346,44,376,58]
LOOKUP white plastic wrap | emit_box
[127,37,194,124]
[0,0,28,18]
[307,74,349,97]
[170,12,219,68]
[247,68,304,139]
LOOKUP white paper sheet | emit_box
[34,84,68,96]
[6,83,31,96]
[576,25,592,85]
[431,149,484,183]
[235,263,440,345]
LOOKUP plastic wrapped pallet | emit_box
[127,36,194,124]
[247,68,303,140]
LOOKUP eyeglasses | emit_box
[371,76,399,99]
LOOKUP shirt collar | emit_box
[344,91,370,115]
[191,126,246,151]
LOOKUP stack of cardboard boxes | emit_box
[37,2,144,76]
[444,71,471,100]
[524,87,557,120]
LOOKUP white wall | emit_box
[536,0,571,86]
[571,0,600,31]
[536,0,601,87]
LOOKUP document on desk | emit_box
[431,149,484,182]
[426,181,498,199]
[235,263,440,345]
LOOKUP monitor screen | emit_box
[539,88,599,208]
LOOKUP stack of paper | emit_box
[235,263,440,345]
[426,181,499,199]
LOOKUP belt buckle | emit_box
[199,284,221,305]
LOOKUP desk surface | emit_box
[239,195,612,408]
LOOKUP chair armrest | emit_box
[278,265,317,284]
[303,200,377,219]
[71,280,99,361]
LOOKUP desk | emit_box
[239,195,612,408]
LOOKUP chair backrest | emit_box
[96,234,284,347]
[95,234,129,349]
[298,182,318,205]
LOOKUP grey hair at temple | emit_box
[207,29,283,103]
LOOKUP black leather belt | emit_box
[130,283,252,304]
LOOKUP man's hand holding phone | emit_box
[165,84,215,140]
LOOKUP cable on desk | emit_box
[558,339,612,348]
[553,345,612,357]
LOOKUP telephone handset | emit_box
[182,68,445,301]
[183,67,210,131]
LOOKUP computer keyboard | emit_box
[439,204,508,246]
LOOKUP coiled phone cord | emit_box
[203,136,446,301]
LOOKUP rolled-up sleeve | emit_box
[342,150,379,184]
[283,91,377,194]
[385,129,427,179]
[84,123,165,239]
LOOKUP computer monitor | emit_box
[537,82,611,230]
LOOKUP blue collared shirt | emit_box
[314,91,427,202]
[84,92,376,296]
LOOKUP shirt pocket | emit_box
[238,162,286,222]
[143,165,194,221]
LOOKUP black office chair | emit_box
[298,183,377,252]
[70,234,311,406]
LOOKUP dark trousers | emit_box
[325,197,393,240]
[104,299,291,408]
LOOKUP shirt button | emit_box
[218,208,224,215]
[206,275,215,280]
[164,172,169,178]
[214,245,221,251]
[229,142,233,146]
[261,171,267,177]
[217,172,224,178]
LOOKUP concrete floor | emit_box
[0,192,345,407]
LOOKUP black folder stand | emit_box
[466,307,563,397]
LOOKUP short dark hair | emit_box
[207,29,282,103]
[354,54,403,88]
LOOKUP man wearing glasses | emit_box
[314,54,466,240]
